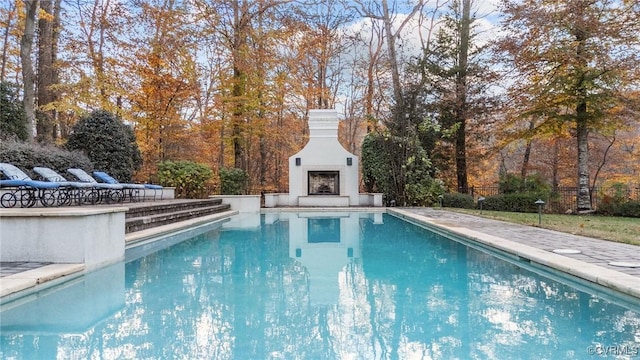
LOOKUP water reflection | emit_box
[1,213,639,359]
[0,262,125,358]
[287,212,364,305]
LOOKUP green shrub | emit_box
[157,161,213,199]
[405,177,444,206]
[361,132,395,198]
[499,173,550,194]
[442,193,475,209]
[483,193,547,213]
[596,202,614,215]
[66,110,142,182]
[596,183,634,216]
[599,183,631,206]
[597,200,640,218]
[219,167,248,195]
[362,130,438,206]
[0,139,93,179]
[617,202,640,217]
[0,82,29,141]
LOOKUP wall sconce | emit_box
[346,157,352,166]
[295,157,301,166]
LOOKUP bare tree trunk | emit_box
[521,141,531,179]
[551,139,559,191]
[574,26,591,211]
[364,20,384,132]
[576,103,591,211]
[455,0,471,193]
[274,104,285,191]
[231,1,247,171]
[36,0,61,144]
[381,0,403,108]
[219,121,226,170]
[520,120,535,179]
[380,0,422,203]
[591,134,615,194]
[455,120,468,192]
[20,0,39,141]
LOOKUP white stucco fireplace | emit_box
[264,109,382,207]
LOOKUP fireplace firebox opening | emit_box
[308,171,340,195]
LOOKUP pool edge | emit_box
[387,208,640,301]
[0,210,239,304]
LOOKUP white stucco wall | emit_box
[288,109,360,206]
[210,195,260,213]
[0,207,126,270]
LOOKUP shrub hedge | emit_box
[482,193,547,213]
[442,193,475,209]
[219,167,248,195]
[157,160,213,199]
[596,201,640,218]
[0,139,93,180]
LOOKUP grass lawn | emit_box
[446,208,640,246]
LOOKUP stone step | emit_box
[125,198,223,219]
[125,201,230,234]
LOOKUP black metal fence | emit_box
[459,185,640,212]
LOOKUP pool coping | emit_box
[0,210,239,303]
[0,264,85,299]
[388,208,640,300]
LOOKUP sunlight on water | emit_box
[1,212,639,359]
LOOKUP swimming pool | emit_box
[1,212,639,359]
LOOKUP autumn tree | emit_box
[59,0,135,117]
[126,0,201,181]
[9,0,63,143]
[496,0,640,211]
[288,0,353,113]
[193,0,297,179]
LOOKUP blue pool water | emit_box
[1,212,639,359]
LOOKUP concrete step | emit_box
[125,200,231,233]
[125,198,223,219]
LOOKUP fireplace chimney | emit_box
[287,109,359,206]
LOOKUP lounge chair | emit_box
[66,168,125,203]
[0,163,61,208]
[33,166,101,205]
[92,171,164,201]
[92,171,156,202]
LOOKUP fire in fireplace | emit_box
[308,171,340,195]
